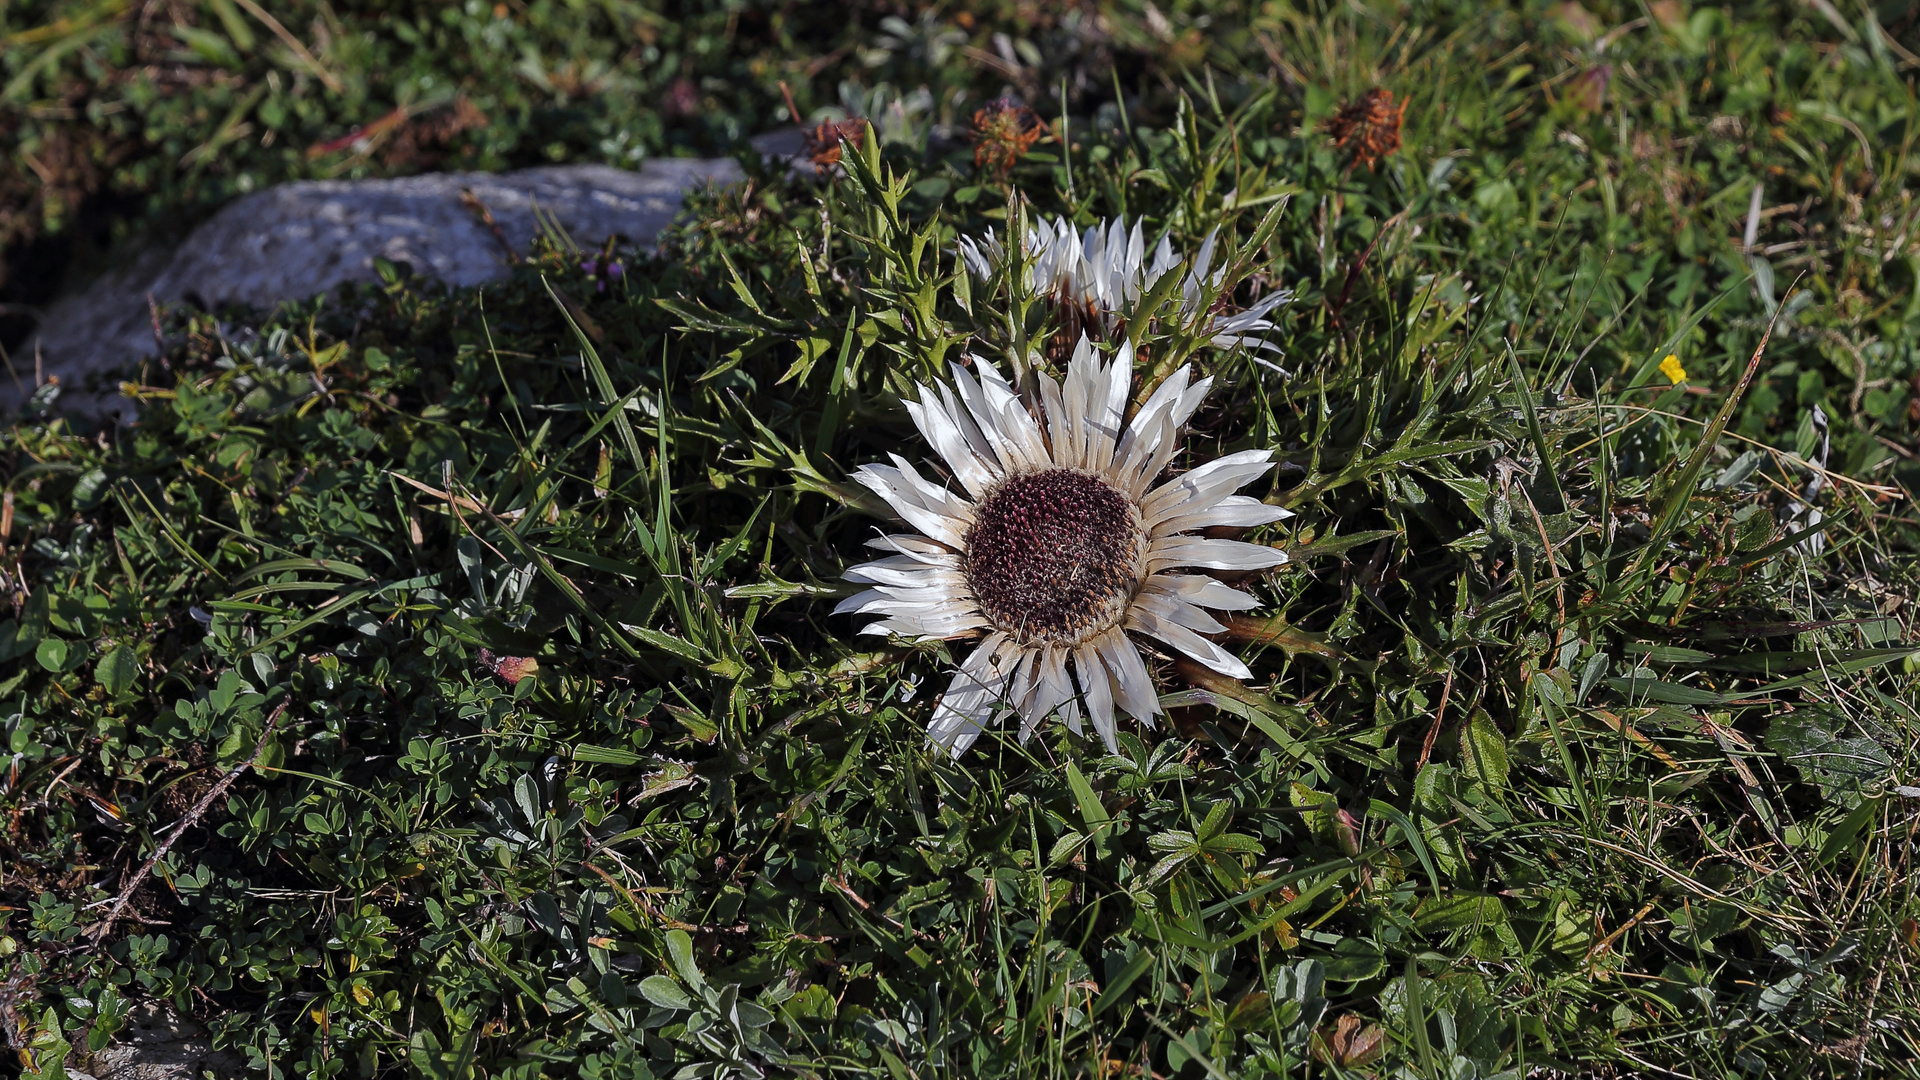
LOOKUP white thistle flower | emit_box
[956,216,1291,354]
[835,337,1293,756]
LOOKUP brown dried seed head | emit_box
[803,118,870,168]
[971,97,1046,175]
[1322,88,1406,172]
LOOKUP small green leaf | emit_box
[1064,761,1110,828]
[72,468,110,509]
[1321,937,1387,982]
[780,984,838,1023]
[570,744,643,766]
[1411,765,1467,877]
[1766,711,1893,809]
[1207,832,1265,855]
[1629,643,1715,664]
[638,975,689,1010]
[34,638,69,673]
[666,928,703,988]
[1414,892,1508,933]
[735,1000,775,1028]
[1047,830,1089,867]
[95,644,139,696]
[1459,711,1508,788]
[514,773,543,828]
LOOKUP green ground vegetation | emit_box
[4,1,1920,1078]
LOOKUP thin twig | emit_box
[830,875,936,942]
[1414,667,1454,774]
[777,80,804,126]
[88,698,289,941]
[1516,482,1572,635]
[1326,210,1406,329]
[388,470,524,522]
[580,858,698,933]
[1585,897,1660,970]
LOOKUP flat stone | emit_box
[12,158,742,416]
[69,1002,250,1080]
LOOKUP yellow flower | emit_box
[1659,354,1687,384]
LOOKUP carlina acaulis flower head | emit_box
[833,337,1293,756]
[971,96,1046,176]
[1322,88,1406,172]
[956,216,1293,369]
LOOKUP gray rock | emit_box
[69,1002,250,1079]
[13,158,743,416]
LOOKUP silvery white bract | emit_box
[956,215,1291,354]
[835,337,1293,756]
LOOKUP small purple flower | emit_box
[580,255,626,292]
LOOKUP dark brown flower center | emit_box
[963,468,1142,646]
